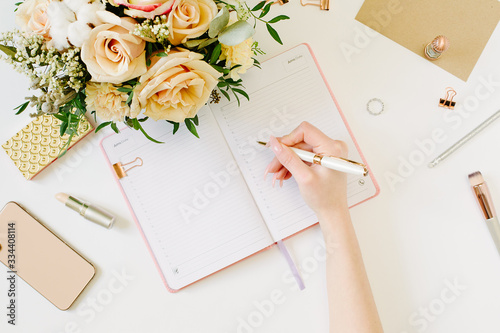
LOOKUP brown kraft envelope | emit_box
[355,0,500,81]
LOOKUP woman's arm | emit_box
[265,121,383,333]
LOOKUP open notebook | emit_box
[100,44,379,292]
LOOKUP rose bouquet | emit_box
[0,0,288,149]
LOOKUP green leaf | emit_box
[167,121,180,134]
[219,88,230,101]
[233,88,249,101]
[117,87,133,93]
[209,7,229,38]
[192,115,199,126]
[156,52,169,57]
[198,37,218,50]
[268,15,290,23]
[131,118,140,130]
[211,64,230,74]
[232,89,241,106]
[184,39,206,48]
[110,122,119,133]
[259,3,272,18]
[266,23,283,45]
[218,20,255,46]
[210,43,222,64]
[138,123,164,143]
[0,44,16,58]
[59,121,68,136]
[53,113,67,121]
[126,91,134,105]
[147,42,153,56]
[251,0,266,11]
[146,59,151,67]
[184,118,200,138]
[14,101,29,115]
[95,121,112,133]
[73,94,84,111]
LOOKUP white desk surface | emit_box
[1,1,500,332]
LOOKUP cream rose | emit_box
[167,0,217,45]
[131,48,220,122]
[220,38,254,80]
[109,0,175,19]
[15,0,52,40]
[86,82,140,122]
[81,11,147,84]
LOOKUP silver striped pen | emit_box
[428,109,500,168]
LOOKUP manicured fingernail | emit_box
[279,179,283,187]
[272,173,277,188]
[263,165,270,180]
[270,136,282,153]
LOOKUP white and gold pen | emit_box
[257,141,368,176]
[469,171,500,255]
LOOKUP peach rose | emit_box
[85,82,140,122]
[167,0,217,45]
[81,11,147,84]
[109,0,175,19]
[15,0,52,40]
[131,48,220,122]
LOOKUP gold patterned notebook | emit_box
[2,115,93,180]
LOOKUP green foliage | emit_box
[246,2,289,44]
[218,20,255,46]
[217,77,249,107]
[209,7,229,38]
[55,91,88,157]
[13,101,29,115]
[266,24,282,45]
[0,44,16,58]
[184,116,200,138]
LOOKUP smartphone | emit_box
[0,202,95,310]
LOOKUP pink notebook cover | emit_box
[100,44,380,292]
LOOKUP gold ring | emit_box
[313,154,323,165]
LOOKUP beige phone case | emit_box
[0,202,95,310]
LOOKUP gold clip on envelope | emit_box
[2,115,93,180]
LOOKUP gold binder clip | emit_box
[439,87,457,109]
[300,0,329,10]
[113,157,143,179]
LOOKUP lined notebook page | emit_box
[101,108,273,290]
[211,44,378,241]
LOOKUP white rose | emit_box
[132,48,220,122]
[16,0,52,40]
[81,11,147,84]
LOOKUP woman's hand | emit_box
[264,121,349,219]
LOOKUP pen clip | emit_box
[329,156,369,177]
